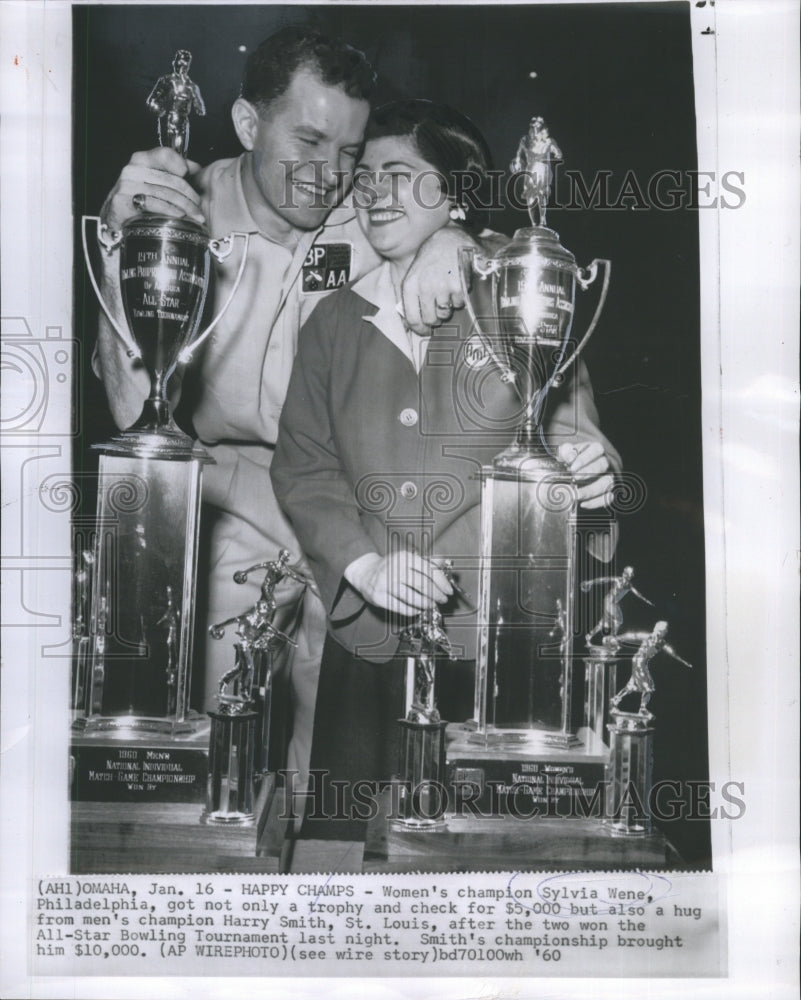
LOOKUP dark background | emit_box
[73,2,709,866]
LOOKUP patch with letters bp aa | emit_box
[302,242,352,292]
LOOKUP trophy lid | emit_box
[121,213,209,243]
[497,225,577,272]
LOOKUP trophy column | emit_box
[84,446,208,732]
[396,719,449,827]
[203,551,311,827]
[605,713,654,836]
[394,600,456,830]
[604,621,693,837]
[76,209,224,739]
[446,115,612,818]
[71,212,222,804]
[70,439,215,804]
[205,698,259,826]
[70,549,94,712]
[72,51,248,805]
[475,459,579,744]
[583,638,620,744]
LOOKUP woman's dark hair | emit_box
[242,27,376,110]
[364,99,494,232]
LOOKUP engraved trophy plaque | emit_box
[460,116,611,752]
[71,53,248,803]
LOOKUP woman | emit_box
[271,100,619,839]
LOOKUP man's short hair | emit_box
[241,27,376,110]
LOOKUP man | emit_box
[93,28,493,787]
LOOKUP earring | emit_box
[449,203,467,222]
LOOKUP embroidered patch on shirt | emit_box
[302,242,352,292]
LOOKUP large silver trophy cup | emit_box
[74,51,248,739]
[83,214,247,457]
[460,117,610,750]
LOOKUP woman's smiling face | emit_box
[354,135,452,270]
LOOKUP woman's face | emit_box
[353,135,452,269]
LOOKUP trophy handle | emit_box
[81,216,142,361]
[556,258,611,377]
[458,247,516,384]
[177,232,251,364]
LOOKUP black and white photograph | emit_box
[70,0,712,871]
[0,0,798,996]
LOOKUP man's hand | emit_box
[100,147,205,232]
[558,441,614,509]
[401,225,479,333]
[344,551,453,616]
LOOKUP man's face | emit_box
[245,67,370,232]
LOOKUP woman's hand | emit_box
[557,441,614,509]
[344,551,453,616]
